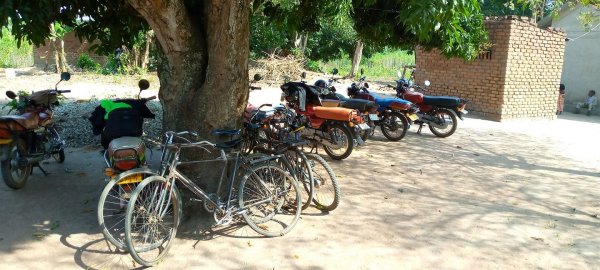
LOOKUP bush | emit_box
[76,54,100,71]
[0,28,33,68]
[305,60,321,72]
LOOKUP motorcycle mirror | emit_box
[332,68,338,75]
[360,68,364,75]
[253,73,262,82]
[301,72,306,79]
[364,82,369,88]
[138,79,150,91]
[5,91,17,100]
[60,72,71,81]
[424,80,431,87]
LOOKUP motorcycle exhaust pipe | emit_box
[298,128,344,150]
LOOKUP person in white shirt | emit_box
[576,90,597,116]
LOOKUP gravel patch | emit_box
[54,100,164,148]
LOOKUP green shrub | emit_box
[0,28,33,68]
[305,60,321,72]
[76,54,100,71]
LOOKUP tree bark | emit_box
[59,39,70,72]
[52,42,60,73]
[349,40,364,78]
[127,0,249,136]
[126,1,250,195]
[133,46,140,68]
[141,30,152,70]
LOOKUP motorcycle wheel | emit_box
[53,149,65,163]
[428,108,458,138]
[323,123,353,160]
[380,111,408,141]
[1,143,33,189]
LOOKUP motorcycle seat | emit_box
[313,106,353,121]
[0,113,39,130]
[340,99,378,112]
[371,93,411,108]
[423,96,462,107]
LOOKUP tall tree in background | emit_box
[49,22,72,73]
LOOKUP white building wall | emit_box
[552,6,600,113]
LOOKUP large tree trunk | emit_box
[127,1,250,196]
[127,0,249,136]
[349,40,364,78]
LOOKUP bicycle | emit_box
[123,130,302,266]
[243,104,315,210]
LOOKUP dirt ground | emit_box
[0,71,599,269]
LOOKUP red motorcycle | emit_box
[0,72,71,189]
[393,67,467,138]
[281,80,367,160]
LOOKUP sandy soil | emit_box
[0,71,599,269]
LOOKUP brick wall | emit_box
[415,17,565,121]
[33,32,108,70]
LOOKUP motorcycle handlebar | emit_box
[58,90,71,93]
[143,95,157,101]
[250,86,262,90]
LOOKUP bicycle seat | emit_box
[215,138,242,151]
[212,129,241,136]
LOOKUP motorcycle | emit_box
[281,74,368,160]
[394,66,467,138]
[0,72,71,189]
[348,69,419,141]
[92,79,159,250]
[315,68,379,142]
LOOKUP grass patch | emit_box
[319,49,415,80]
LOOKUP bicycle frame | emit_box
[156,132,294,221]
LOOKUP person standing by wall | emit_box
[557,84,565,115]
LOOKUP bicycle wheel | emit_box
[97,176,142,250]
[125,176,181,267]
[284,148,313,210]
[239,163,301,237]
[306,153,341,211]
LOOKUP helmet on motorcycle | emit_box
[314,79,328,89]
[397,79,410,89]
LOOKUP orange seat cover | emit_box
[313,106,353,121]
[0,113,39,130]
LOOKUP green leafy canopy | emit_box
[0,1,148,54]
[1,0,511,61]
